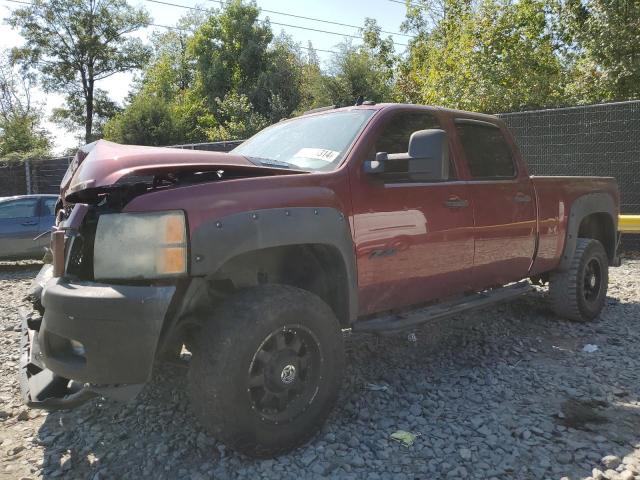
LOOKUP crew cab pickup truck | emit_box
[20,103,620,457]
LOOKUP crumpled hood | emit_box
[61,140,297,202]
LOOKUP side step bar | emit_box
[352,281,533,333]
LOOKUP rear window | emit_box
[456,122,515,178]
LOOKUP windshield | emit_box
[232,109,375,171]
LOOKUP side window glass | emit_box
[0,199,39,219]
[374,112,456,180]
[455,123,516,178]
[375,113,440,154]
[43,198,58,216]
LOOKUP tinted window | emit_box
[0,199,38,219]
[456,123,515,178]
[373,112,456,180]
[375,112,441,154]
[43,198,58,216]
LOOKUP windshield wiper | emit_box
[246,156,294,169]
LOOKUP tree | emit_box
[107,2,310,145]
[104,16,216,145]
[324,40,395,106]
[206,91,268,141]
[303,19,397,108]
[253,34,305,122]
[0,53,50,160]
[8,0,151,143]
[558,0,640,102]
[102,94,176,146]
[51,89,121,142]
[400,0,568,112]
[188,0,272,113]
[298,42,333,112]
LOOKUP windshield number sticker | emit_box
[294,148,339,162]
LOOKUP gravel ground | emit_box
[1,259,640,480]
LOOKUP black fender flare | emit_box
[559,192,617,271]
[189,207,358,322]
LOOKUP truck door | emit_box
[453,119,537,289]
[349,110,475,315]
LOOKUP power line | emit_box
[208,0,412,38]
[388,0,423,8]
[2,0,398,51]
[150,21,339,54]
[143,0,408,47]
[1,0,341,54]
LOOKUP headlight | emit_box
[93,211,187,280]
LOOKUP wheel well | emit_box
[577,212,616,262]
[208,244,351,326]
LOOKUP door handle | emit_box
[514,193,532,203]
[444,197,469,209]
[21,220,38,226]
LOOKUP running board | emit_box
[352,281,533,333]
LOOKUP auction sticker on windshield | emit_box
[294,148,340,162]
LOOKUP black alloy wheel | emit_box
[248,326,322,424]
[187,284,344,458]
[582,258,602,303]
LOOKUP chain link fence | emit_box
[498,100,640,250]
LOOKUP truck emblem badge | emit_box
[281,365,296,384]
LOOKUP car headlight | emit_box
[93,211,187,280]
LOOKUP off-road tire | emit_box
[187,284,344,458]
[549,238,608,322]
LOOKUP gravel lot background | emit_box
[1,258,640,480]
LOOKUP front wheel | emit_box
[549,238,609,322]
[187,284,344,458]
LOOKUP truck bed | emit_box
[530,176,619,275]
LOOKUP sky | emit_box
[0,0,410,153]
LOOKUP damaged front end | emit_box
[21,140,299,410]
[19,197,178,409]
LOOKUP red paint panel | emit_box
[468,180,537,288]
[350,179,475,314]
[529,176,620,275]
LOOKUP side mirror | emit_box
[363,152,389,174]
[363,129,449,182]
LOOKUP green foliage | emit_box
[0,115,51,161]
[253,35,306,122]
[0,53,50,161]
[323,42,393,106]
[401,0,640,112]
[559,0,640,102]
[8,0,151,143]
[402,0,567,112]
[107,2,311,145]
[188,0,273,113]
[51,89,121,142]
[206,92,268,141]
[299,20,397,111]
[102,95,176,146]
[98,0,640,147]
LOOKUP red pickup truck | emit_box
[20,103,620,457]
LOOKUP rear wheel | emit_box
[187,284,344,458]
[549,238,608,322]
